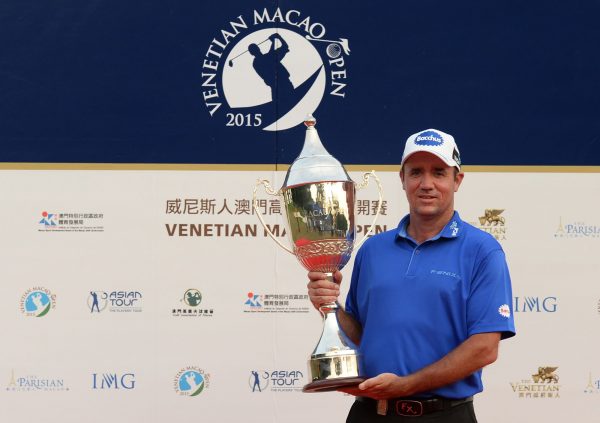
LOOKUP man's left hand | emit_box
[338,373,413,400]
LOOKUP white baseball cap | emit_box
[401,129,461,170]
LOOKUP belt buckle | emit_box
[395,399,424,417]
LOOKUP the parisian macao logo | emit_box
[7,369,69,392]
[474,209,507,241]
[555,216,600,238]
[415,130,444,146]
[174,367,210,397]
[510,367,560,399]
[20,287,55,317]
[202,7,349,131]
[584,372,600,394]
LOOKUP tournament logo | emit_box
[414,130,444,146]
[174,367,210,397]
[248,370,270,392]
[510,367,560,399]
[202,7,350,131]
[88,291,108,313]
[20,287,55,317]
[92,373,136,390]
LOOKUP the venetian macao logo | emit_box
[202,8,349,131]
[510,366,561,399]
[473,209,506,241]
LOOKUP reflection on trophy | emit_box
[253,115,383,392]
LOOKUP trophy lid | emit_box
[282,115,353,189]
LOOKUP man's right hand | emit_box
[307,270,342,311]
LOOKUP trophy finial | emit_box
[304,114,317,128]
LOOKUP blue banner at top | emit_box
[1,0,599,166]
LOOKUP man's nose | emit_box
[419,172,434,189]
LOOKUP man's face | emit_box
[400,152,464,220]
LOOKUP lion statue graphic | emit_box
[478,209,505,226]
[532,367,559,383]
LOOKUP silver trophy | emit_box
[253,115,383,392]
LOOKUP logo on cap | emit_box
[415,131,443,146]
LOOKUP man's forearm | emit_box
[401,332,500,396]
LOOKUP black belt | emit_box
[356,395,473,417]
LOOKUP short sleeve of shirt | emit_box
[345,245,364,324]
[467,248,516,339]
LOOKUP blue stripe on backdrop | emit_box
[0,0,598,165]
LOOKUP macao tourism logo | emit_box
[555,217,600,238]
[89,291,142,313]
[243,291,310,314]
[202,7,350,131]
[471,209,507,241]
[249,369,304,392]
[172,288,214,317]
[7,369,69,392]
[20,287,56,317]
[174,367,210,397]
[510,367,560,399]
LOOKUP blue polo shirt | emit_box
[345,212,515,399]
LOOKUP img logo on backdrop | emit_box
[243,291,310,314]
[202,7,350,131]
[248,369,304,392]
[510,367,560,399]
[20,287,55,317]
[92,372,136,390]
[513,296,557,313]
[555,217,600,238]
[6,369,69,392]
[38,211,104,233]
[172,288,214,317]
[174,367,210,397]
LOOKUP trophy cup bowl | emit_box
[253,116,383,392]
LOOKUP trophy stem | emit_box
[318,272,339,315]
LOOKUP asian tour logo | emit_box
[88,291,108,313]
[20,287,55,317]
[202,7,350,131]
[249,369,304,392]
[88,291,142,313]
[174,367,210,397]
[415,130,444,146]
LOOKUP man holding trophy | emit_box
[307,129,516,421]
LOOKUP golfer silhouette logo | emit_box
[249,370,269,392]
[24,291,52,317]
[183,289,202,307]
[178,371,206,396]
[88,291,108,313]
[222,28,347,131]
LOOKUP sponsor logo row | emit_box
[6,368,600,398]
[18,288,565,317]
[18,288,311,317]
[37,210,600,241]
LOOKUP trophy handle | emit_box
[354,171,384,250]
[253,179,295,255]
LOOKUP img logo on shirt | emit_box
[415,130,444,146]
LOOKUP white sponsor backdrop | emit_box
[0,169,599,422]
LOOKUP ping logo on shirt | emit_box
[498,304,511,318]
[415,130,443,146]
